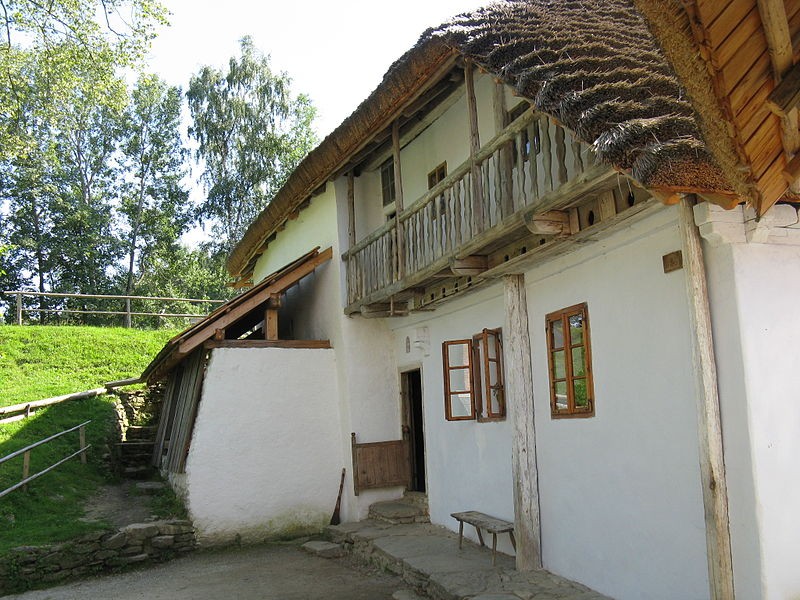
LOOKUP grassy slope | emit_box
[0,326,177,553]
[0,326,176,408]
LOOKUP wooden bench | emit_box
[451,511,516,565]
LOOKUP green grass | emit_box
[0,325,177,407]
[0,397,118,553]
[0,325,179,553]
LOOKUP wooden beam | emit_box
[758,0,793,76]
[204,339,331,350]
[347,171,356,248]
[782,150,800,182]
[178,247,332,355]
[503,274,542,571]
[465,59,484,230]
[677,196,735,600]
[265,309,279,341]
[524,210,572,236]
[450,255,488,276]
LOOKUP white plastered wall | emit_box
[182,347,342,545]
[703,234,800,600]
[389,206,710,600]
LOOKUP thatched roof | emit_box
[228,0,733,279]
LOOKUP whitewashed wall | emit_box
[704,239,800,600]
[389,207,709,600]
[182,347,343,545]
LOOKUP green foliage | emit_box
[0,396,118,553]
[118,74,191,299]
[0,325,176,407]
[188,36,317,251]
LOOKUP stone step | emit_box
[368,499,429,525]
[123,465,155,479]
[326,520,611,600]
[301,540,345,558]
[402,491,429,511]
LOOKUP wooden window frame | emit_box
[545,303,594,418]
[381,159,396,206]
[442,328,506,422]
[473,328,505,421]
[443,339,476,421]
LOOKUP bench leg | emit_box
[458,521,464,549]
[475,525,485,547]
[492,533,497,566]
[509,531,517,551]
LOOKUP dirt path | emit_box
[6,542,413,600]
[80,481,154,528]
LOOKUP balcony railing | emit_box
[343,109,602,310]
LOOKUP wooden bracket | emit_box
[450,255,488,276]
[360,302,409,318]
[768,60,800,115]
[524,210,572,236]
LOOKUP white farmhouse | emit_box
[143,2,800,599]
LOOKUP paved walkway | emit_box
[327,520,612,600]
[5,542,412,600]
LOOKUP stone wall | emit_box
[0,519,195,595]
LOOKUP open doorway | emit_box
[401,369,426,493]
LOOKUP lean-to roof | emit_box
[228,0,773,280]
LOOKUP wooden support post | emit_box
[79,425,87,464]
[465,60,484,231]
[16,292,22,325]
[347,171,356,248]
[22,450,30,491]
[124,298,132,328]
[493,81,514,217]
[392,120,406,279]
[503,274,542,571]
[677,196,735,600]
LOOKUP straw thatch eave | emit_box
[227,0,736,280]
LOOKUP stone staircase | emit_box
[368,491,429,524]
[114,425,157,479]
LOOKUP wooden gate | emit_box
[351,432,410,495]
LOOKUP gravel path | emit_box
[6,542,411,600]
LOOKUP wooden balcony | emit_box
[343,109,630,316]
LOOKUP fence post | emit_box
[16,292,22,325]
[79,425,87,464]
[22,450,30,491]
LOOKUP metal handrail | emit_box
[0,420,92,499]
[0,420,91,466]
[3,291,225,303]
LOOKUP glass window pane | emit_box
[449,368,471,393]
[572,347,585,377]
[449,393,473,418]
[554,381,568,410]
[569,313,584,346]
[552,350,566,379]
[551,319,564,349]
[489,387,504,415]
[447,342,470,367]
[573,379,589,408]
[486,333,498,360]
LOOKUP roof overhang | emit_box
[144,246,333,383]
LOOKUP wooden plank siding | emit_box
[159,349,207,474]
[350,433,410,495]
[687,0,795,214]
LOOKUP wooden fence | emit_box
[3,290,225,327]
[0,420,91,499]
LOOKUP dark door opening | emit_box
[402,369,426,493]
